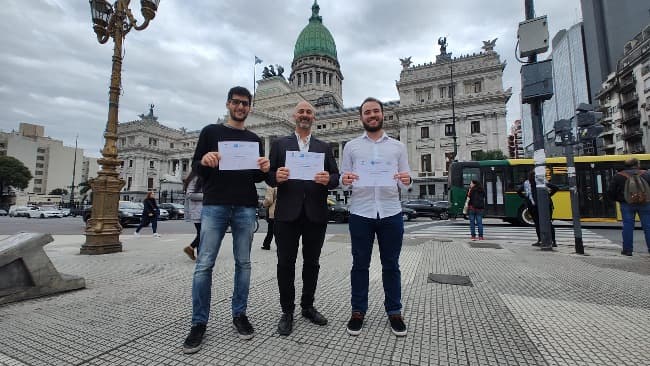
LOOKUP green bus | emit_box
[448,154,650,225]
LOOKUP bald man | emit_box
[266,100,340,335]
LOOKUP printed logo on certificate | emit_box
[218,141,259,170]
[354,159,398,187]
[285,151,324,180]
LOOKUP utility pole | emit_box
[520,0,554,250]
[69,135,78,208]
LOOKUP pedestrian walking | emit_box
[467,180,486,240]
[518,171,558,247]
[261,186,277,250]
[182,169,203,261]
[267,100,340,336]
[182,86,270,354]
[340,97,412,337]
[606,157,650,256]
[134,191,160,237]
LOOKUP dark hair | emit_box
[471,179,482,189]
[227,86,252,104]
[624,158,640,169]
[359,97,384,116]
[183,169,202,192]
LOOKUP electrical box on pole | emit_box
[517,16,549,58]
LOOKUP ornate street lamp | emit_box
[81,0,160,255]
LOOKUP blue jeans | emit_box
[620,202,650,253]
[349,213,403,315]
[468,209,483,237]
[191,205,256,325]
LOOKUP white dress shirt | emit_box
[341,132,412,219]
[294,132,311,152]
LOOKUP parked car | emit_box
[8,205,32,217]
[27,206,64,218]
[0,209,7,216]
[82,201,145,227]
[401,207,417,221]
[159,203,184,220]
[71,205,92,217]
[401,199,449,220]
[328,200,349,223]
[60,208,71,217]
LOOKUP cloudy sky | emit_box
[0,0,582,157]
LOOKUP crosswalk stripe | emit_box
[409,223,618,249]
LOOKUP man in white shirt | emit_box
[340,97,412,337]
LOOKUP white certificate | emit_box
[285,151,324,180]
[218,141,260,170]
[354,159,398,187]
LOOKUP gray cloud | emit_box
[0,0,582,157]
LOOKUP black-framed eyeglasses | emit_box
[229,99,250,107]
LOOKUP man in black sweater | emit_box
[183,86,270,354]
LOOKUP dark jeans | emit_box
[620,202,650,253]
[190,222,201,251]
[136,214,157,234]
[262,218,275,248]
[274,216,326,314]
[530,205,556,244]
[348,213,403,315]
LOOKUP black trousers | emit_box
[274,215,326,314]
[190,222,201,250]
[531,205,556,244]
[262,218,275,248]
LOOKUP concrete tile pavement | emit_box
[0,232,648,365]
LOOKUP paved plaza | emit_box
[0,232,648,366]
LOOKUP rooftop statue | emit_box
[438,37,447,55]
[399,56,412,69]
[482,38,498,52]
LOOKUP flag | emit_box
[255,56,263,65]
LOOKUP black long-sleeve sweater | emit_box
[192,123,266,206]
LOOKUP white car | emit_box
[8,205,32,217]
[27,206,64,218]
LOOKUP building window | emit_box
[128,136,135,144]
[36,156,45,161]
[474,81,482,93]
[316,71,321,84]
[439,86,447,98]
[297,74,301,86]
[127,177,132,190]
[149,161,155,168]
[34,179,42,184]
[182,161,188,172]
[421,127,429,138]
[329,74,333,85]
[36,163,44,168]
[170,143,174,149]
[129,160,133,168]
[471,150,482,160]
[148,138,157,146]
[421,154,432,172]
[120,138,126,146]
[147,177,154,190]
[445,124,455,136]
[35,170,43,176]
[471,121,481,134]
[33,187,41,193]
[37,148,46,153]
[449,84,455,98]
[309,72,313,83]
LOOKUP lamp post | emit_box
[449,57,458,161]
[81,0,160,255]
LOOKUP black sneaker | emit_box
[183,323,206,354]
[233,315,254,340]
[389,314,407,337]
[621,250,633,256]
[346,311,364,336]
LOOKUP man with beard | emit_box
[340,97,412,337]
[183,86,270,354]
[267,100,340,336]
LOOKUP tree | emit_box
[474,150,507,161]
[50,188,68,196]
[78,181,92,204]
[0,156,32,194]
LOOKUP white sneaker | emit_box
[153,233,161,238]
[133,231,140,237]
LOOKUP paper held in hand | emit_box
[218,141,260,170]
[285,151,324,180]
[354,159,398,187]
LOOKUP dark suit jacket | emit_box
[267,134,340,223]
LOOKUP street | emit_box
[0,215,647,253]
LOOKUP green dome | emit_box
[293,1,338,61]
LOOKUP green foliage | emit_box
[473,150,508,161]
[50,188,68,195]
[0,156,32,193]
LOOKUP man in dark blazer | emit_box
[267,100,340,336]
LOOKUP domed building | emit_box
[117,0,511,202]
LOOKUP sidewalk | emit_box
[1,233,648,366]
